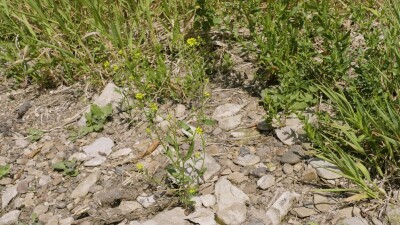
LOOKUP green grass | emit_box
[0,0,207,101]
[1,0,400,203]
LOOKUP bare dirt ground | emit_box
[0,81,387,225]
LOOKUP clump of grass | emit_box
[229,0,400,199]
[0,0,210,103]
[303,0,400,199]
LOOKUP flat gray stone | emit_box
[83,137,114,158]
[309,158,342,179]
[59,217,74,225]
[338,217,369,225]
[215,177,249,225]
[191,196,202,209]
[257,175,275,190]
[280,145,304,164]
[228,172,249,183]
[231,132,246,138]
[128,222,141,225]
[265,191,300,225]
[70,170,101,198]
[314,194,332,212]
[212,103,243,119]
[0,178,12,185]
[315,203,331,212]
[137,195,156,208]
[78,82,123,126]
[39,175,52,186]
[15,139,29,149]
[282,163,294,174]
[186,208,216,225]
[301,168,319,182]
[110,148,132,159]
[0,210,21,225]
[141,207,190,225]
[256,146,271,160]
[118,201,143,215]
[293,207,317,218]
[196,154,221,182]
[234,154,260,167]
[84,156,107,167]
[274,117,306,145]
[0,157,7,166]
[200,194,216,207]
[2,185,17,209]
[16,179,31,193]
[46,215,59,225]
[68,152,88,161]
[33,204,49,216]
[332,207,353,225]
[175,104,186,118]
[218,115,242,131]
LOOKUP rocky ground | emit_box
[0,82,398,225]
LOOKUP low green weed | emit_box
[163,119,206,208]
[0,164,10,179]
[133,80,210,209]
[69,103,112,141]
[52,159,79,177]
[27,128,44,142]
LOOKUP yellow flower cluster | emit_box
[186,37,198,47]
[113,65,119,72]
[188,188,197,195]
[150,103,158,112]
[103,61,110,68]
[195,127,203,134]
[136,163,144,171]
[135,93,145,100]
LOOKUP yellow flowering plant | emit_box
[135,93,145,100]
[186,37,198,47]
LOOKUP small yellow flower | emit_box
[186,38,198,47]
[188,188,197,195]
[118,50,124,55]
[204,92,210,98]
[195,127,203,135]
[113,65,119,72]
[133,52,141,59]
[194,152,201,159]
[146,127,151,134]
[166,114,173,121]
[135,93,145,100]
[150,103,158,112]
[103,61,110,68]
[136,163,144,171]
